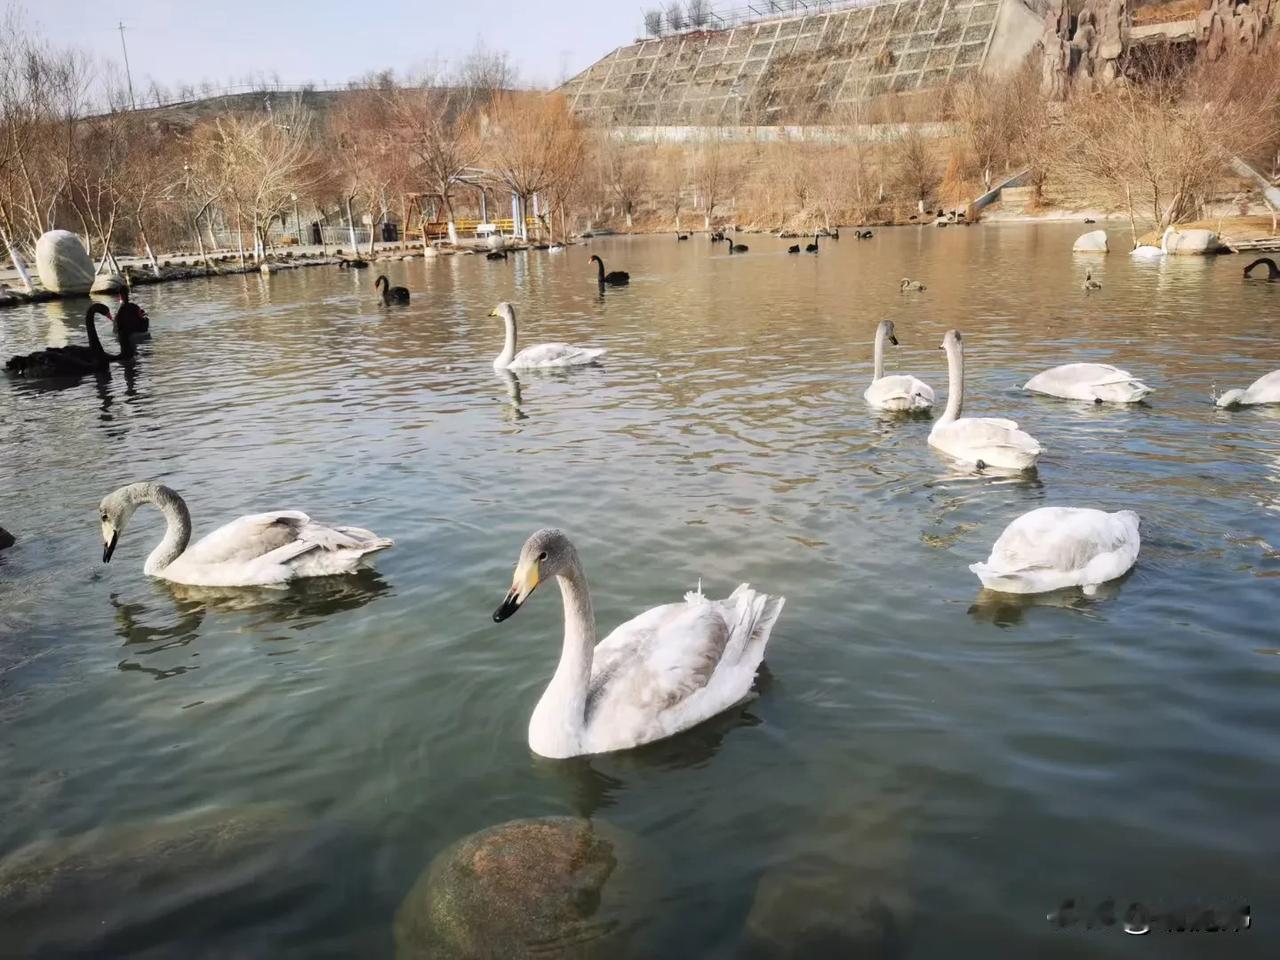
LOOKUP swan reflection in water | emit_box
[496,369,527,422]
[967,576,1128,627]
[111,571,392,678]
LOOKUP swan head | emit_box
[588,255,602,265]
[489,302,516,324]
[493,527,577,622]
[98,484,147,562]
[878,319,899,346]
[940,328,962,352]
[1216,388,1246,408]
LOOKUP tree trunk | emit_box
[345,197,357,251]
[1,227,34,293]
[236,206,246,268]
[137,215,161,277]
[1125,183,1138,250]
[192,215,213,269]
[94,212,118,276]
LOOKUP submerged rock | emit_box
[35,230,95,294]
[394,816,655,959]
[1073,229,1109,253]
[0,802,303,955]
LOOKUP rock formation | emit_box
[34,230,95,295]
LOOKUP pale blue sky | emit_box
[36,1,645,93]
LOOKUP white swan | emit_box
[970,507,1140,595]
[1130,226,1174,259]
[1024,363,1152,403]
[929,329,1042,470]
[492,528,785,759]
[863,320,934,412]
[1216,369,1280,407]
[98,483,393,587]
[490,302,605,371]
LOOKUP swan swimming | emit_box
[492,528,785,758]
[490,302,605,370]
[929,329,1042,470]
[1216,369,1280,407]
[1130,226,1174,259]
[1024,363,1152,404]
[863,320,934,412]
[98,483,393,587]
[970,507,1140,595]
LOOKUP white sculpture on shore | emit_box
[35,230,95,295]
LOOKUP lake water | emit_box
[1,224,1278,957]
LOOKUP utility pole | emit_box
[117,21,136,110]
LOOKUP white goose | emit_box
[929,329,1042,470]
[493,528,785,759]
[1130,226,1174,259]
[1024,363,1152,404]
[98,483,393,587]
[490,302,605,371]
[863,320,934,412]
[970,507,1140,595]
[1216,369,1280,407]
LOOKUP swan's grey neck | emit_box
[873,324,887,380]
[941,338,964,423]
[536,555,597,748]
[129,483,192,574]
[495,310,517,368]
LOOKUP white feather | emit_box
[970,507,1140,595]
[1023,363,1152,403]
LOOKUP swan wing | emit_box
[1244,369,1280,403]
[930,418,1042,468]
[174,511,393,584]
[970,507,1140,594]
[865,375,935,410]
[582,584,784,752]
[1024,363,1151,402]
[508,343,606,368]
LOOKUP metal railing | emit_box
[640,0,878,38]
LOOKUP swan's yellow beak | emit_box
[488,307,498,317]
[102,521,119,563]
[493,557,539,622]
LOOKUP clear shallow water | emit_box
[1,225,1278,957]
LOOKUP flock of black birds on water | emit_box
[7,229,1279,387]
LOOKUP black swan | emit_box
[375,275,411,304]
[338,257,369,269]
[788,244,800,254]
[805,233,819,253]
[114,288,149,340]
[5,303,135,377]
[723,238,749,254]
[709,231,725,242]
[486,250,509,261]
[1243,257,1280,280]
[676,232,689,241]
[589,255,630,285]
[0,526,13,550]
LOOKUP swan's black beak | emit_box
[889,333,899,346]
[493,588,522,622]
[493,559,540,622]
[103,529,118,563]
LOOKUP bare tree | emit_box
[887,125,938,215]
[388,83,480,244]
[600,136,647,228]
[691,132,739,229]
[687,0,711,27]
[665,2,685,31]
[644,9,663,36]
[486,93,585,242]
